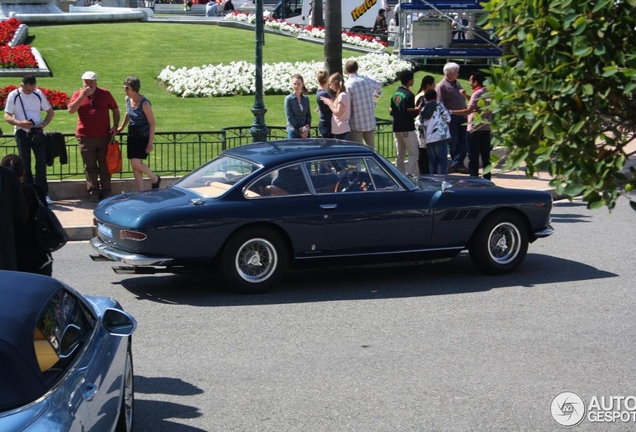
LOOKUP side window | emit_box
[332,158,376,193]
[245,163,310,197]
[304,160,341,194]
[365,157,403,191]
[305,157,401,194]
[34,289,95,382]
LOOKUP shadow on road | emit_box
[113,253,617,307]
[135,376,204,396]
[133,399,205,432]
[133,376,205,432]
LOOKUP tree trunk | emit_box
[324,0,342,75]
[311,0,324,27]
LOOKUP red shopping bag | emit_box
[106,139,122,174]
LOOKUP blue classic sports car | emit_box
[91,140,553,293]
[0,271,136,432]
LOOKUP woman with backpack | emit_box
[418,89,452,175]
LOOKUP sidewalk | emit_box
[50,165,560,242]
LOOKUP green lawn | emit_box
[1,23,452,134]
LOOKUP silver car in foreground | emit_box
[0,271,136,431]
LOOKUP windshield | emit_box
[176,155,260,198]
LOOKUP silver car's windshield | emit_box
[176,155,260,198]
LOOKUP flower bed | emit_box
[158,53,413,98]
[224,11,388,52]
[0,18,37,68]
[0,85,69,110]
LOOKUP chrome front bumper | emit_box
[533,224,554,239]
[90,237,174,267]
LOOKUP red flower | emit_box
[0,85,69,110]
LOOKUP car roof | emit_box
[223,139,377,168]
[0,271,64,412]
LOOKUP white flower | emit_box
[158,54,413,98]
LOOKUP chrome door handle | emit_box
[83,384,98,401]
[320,204,337,210]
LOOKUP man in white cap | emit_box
[68,71,120,201]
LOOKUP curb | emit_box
[65,225,95,242]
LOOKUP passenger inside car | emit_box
[271,164,310,195]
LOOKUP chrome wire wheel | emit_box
[469,211,529,275]
[235,238,278,283]
[487,221,521,265]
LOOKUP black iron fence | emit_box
[0,121,396,180]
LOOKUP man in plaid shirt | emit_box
[344,60,382,149]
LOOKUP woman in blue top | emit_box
[284,74,311,139]
[117,76,160,191]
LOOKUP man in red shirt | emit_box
[68,71,120,201]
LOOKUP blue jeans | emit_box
[333,131,350,140]
[16,129,48,195]
[427,140,450,175]
[449,114,467,168]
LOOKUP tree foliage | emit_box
[483,0,636,210]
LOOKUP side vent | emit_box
[442,209,482,222]
[442,210,458,222]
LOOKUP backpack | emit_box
[32,191,68,252]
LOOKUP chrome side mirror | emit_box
[441,181,454,193]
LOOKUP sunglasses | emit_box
[123,86,131,90]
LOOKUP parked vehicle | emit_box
[0,271,136,431]
[90,140,553,293]
[269,0,384,31]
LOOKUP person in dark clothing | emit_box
[373,8,388,35]
[0,165,28,271]
[1,154,53,276]
[223,0,235,11]
[316,69,333,138]
[390,70,420,176]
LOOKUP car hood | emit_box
[94,186,199,228]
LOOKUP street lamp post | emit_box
[250,0,268,143]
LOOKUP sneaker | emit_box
[88,190,99,202]
[45,196,54,205]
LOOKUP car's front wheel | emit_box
[469,211,529,275]
[221,227,288,293]
[115,342,134,432]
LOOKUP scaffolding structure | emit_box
[394,0,501,65]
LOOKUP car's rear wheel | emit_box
[221,227,288,293]
[469,211,528,275]
[115,343,134,432]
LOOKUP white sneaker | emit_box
[45,196,54,205]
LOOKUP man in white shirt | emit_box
[4,75,55,202]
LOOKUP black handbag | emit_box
[32,190,68,252]
[27,127,47,145]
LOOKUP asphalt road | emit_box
[52,197,636,431]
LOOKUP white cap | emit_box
[81,71,98,80]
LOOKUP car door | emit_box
[244,163,333,258]
[306,157,436,255]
